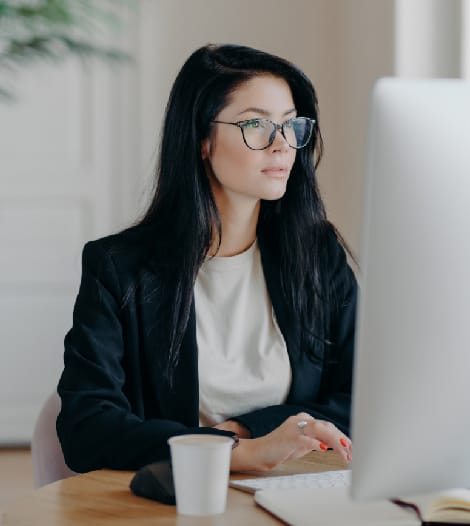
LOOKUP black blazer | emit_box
[57,223,357,473]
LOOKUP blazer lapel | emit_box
[140,275,199,427]
[165,300,199,426]
[259,237,302,362]
[259,237,323,404]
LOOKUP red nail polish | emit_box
[319,442,328,451]
[340,438,349,448]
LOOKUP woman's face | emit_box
[202,74,297,205]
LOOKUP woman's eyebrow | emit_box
[236,107,296,117]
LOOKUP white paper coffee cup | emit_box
[168,434,233,516]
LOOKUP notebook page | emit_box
[255,486,420,526]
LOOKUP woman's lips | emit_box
[261,166,289,177]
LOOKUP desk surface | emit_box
[3,451,346,525]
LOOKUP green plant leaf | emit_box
[0,0,134,101]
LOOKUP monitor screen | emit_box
[351,78,470,499]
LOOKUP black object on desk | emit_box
[130,459,176,505]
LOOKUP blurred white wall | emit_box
[395,0,462,77]
[463,0,470,78]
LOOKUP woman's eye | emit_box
[244,120,261,129]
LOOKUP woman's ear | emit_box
[201,138,211,160]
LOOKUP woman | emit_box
[57,44,357,473]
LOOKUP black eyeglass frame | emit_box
[211,117,316,151]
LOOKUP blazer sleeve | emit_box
[230,236,358,438]
[56,241,232,473]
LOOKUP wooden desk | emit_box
[2,451,346,525]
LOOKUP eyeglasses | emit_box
[211,117,315,150]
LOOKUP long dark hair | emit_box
[138,44,346,383]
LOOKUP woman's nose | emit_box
[270,127,290,151]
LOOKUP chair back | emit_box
[31,391,76,487]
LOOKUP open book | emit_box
[393,488,470,524]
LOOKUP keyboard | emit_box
[229,469,351,494]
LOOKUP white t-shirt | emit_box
[194,240,292,427]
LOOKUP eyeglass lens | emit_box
[241,117,313,150]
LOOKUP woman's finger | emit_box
[300,419,352,463]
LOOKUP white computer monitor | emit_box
[351,78,470,500]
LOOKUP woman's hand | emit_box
[228,412,352,472]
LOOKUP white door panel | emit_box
[0,45,136,443]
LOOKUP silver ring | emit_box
[297,420,308,435]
